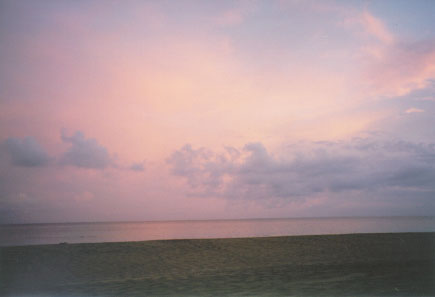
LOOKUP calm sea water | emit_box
[1,216,434,247]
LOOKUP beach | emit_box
[1,232,434,296]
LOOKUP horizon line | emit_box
[2,215,434,226]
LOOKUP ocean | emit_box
[1,216,434,247]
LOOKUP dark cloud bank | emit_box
[2,131,144,171]
[167,138,435,206]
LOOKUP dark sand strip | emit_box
[1,232,434,296]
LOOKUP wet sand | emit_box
[1,232,434,296]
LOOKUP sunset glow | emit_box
[1,0,435,223]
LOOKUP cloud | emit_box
[60,131,113,169]
[359,10,394,44]
[167,144,224,188]
[339,9,435,98]
[168,137,435,203]
[130,162,145,171]
[74,191,94,202]
[405,108,424,114]
[3,137,50,167]
[215,9,244,26]
[214,1,256,26]
[354,11,435,98]
[366,41,435,97]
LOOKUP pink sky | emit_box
[1,0,435,223]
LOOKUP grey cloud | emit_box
[3,137,50,167]
[167,144,237,189]
[167,138,435,202]
[130,162,145,171]
[60,131,112,169]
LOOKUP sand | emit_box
[1,232,434,296]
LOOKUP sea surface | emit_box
[1,216,434,246]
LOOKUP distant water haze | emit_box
[1,216,434,247]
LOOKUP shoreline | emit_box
[1,232,434,296]
[2,215,434,226]
[1,230,435,248]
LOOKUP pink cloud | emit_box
[359,11,394,44]
[74,191,95,202]
[216,9,245,26]
[342,10,435,98]
[214,1,256,26]
[364,41,435,97]
[405,108,425,114]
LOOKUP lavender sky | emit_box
[1,0,435,223]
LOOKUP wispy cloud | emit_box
[214,0,256,26]
[353,11,435,98]
[405,108,425,114]
[359,10,394,44]
[365,41,435,97]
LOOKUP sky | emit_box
[1,0,435,224]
